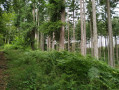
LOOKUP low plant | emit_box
[5,50,119,90]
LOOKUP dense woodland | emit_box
[0,0,119,89]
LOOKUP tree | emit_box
[106,0,114,67]
[112,17,119,63]
[80,0,86,56]
[83,0,86,55]
[71,0,76,52]
[59,0,65,51]
[92,0,98,59]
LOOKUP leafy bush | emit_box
[4,44,14,50]
[5,50,119,90]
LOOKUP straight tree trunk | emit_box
[106,0,114,67]
[115,36,118,63]
[80,0,86,55]
[59,0,65,51]
[80,0,85,55]
[47,36,51,51]
[99,36,101,58]
[67,16,70,51]
[100,36,103,57]
[52,32,55,50]
[107,36,110,64]
[35,8,39,49]
[90,16,94,56]
[83,0,86,55]
[31,3,36,50]
[72,0,75,52]
[92,0,98,59]
[40,33,44,51]
[104,36,106,61]
[47,36,49,51]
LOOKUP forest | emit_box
[0,0,119,90]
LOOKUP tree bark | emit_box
[80,0,85,55]
[115,36,118,64]
[106,0,114,67]
[72,0,75,52]
[67,16,70,51]
[92,0,98,59]
[90,15,94,56]
[40,33,44,51]
[47,36,51,51]
[35,8,39,49]
[52,32,55,50]
[59,0,65,51]
[31,3,35,50]
[83,0,86,55]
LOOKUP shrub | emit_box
[5,50,119,90]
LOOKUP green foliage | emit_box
[3,44,15,50]
[5,50,119,90]
[112,17,119,36]
[40,21,63,34]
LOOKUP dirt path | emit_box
[0,52,7,90]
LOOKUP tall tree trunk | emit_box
[31,3,36,50]
[40,33,44,51]
[104,36,106,61]
[99,36,101,58]
[107,36,110,64]
[35,8,39,49]
[80,0,86,55]
[59,0,65,51]
[83,0,86,55]
[72,0,75,52]
[100,36,103,57]
[47,36,49,51]
[49,36,51,51]
[106,0,114,67]
[52,32,55,50]
[115,36,118,64]
[92,0,98,59]
[80,0,85,55]
[47,36,51,51]
[90,16,94,56]
[67,16,70,51]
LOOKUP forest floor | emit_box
[0,52,7,90]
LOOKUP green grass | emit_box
[4,50,119,90]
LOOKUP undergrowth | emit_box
[4,50,119,90]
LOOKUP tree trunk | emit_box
[67,16,70,51]
[115,36,118,64]
[31,3,35,50]
[92,0,98,59]
[83,0,86,55]
[59,0,65,51]
[90,16,94,56]
[104,36,106,61]
[52,32,55,50]
[40,33,44,51]
[101,36,102,57]
[72,0,75,52]
[35,8,39,49]
[106,0,114,67]
[47,36,51,51]
[80,0,85,55]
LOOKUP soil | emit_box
[0,52,7,90]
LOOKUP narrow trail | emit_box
[0,52,7,90]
